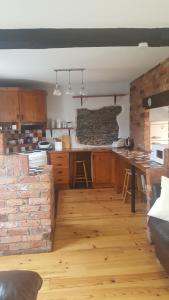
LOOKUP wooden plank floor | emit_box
[0,188,169,299]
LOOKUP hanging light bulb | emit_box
[79,70,87,96]
[53,70,62,96]
[65,70,74,95]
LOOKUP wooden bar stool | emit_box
[122,168,145,203]
[122,168,131,202]
[73,160,89,188]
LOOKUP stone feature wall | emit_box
[76,106,122,145]
[130,57,169,151]
[0,155,55,255]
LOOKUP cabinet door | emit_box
[19,90,47,123]
[92,152,113,188]
[0,89,20,122]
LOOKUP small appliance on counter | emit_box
[112,138,125,148]
[150,143,169,164]
[38,141,52,150]
[125,137,134,149]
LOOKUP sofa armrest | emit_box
[0,270,42,300]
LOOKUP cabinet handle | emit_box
[57,164,62,166]
[57,171,63,174]
[17,113,20,120]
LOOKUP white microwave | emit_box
[150,144,168,164]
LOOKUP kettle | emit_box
[125,137,134,149]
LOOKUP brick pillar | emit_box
[0,133,6,155]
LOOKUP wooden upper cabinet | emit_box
[0,88,47,123]
[19,90,47,123]
[0,89,20,122]
[92,151,113,188]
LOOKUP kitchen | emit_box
[0,55,169,250]
[1,1,169,299]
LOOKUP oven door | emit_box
[155,148,164,164]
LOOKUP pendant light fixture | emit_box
[79,69,87,96]
[65,70,74,95]
[53,70,62,96]
[53,68,87,97]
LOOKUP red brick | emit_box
[40,205,50,212]
[0,221,18,229]
[22,235,42,242]
[18,176,40,183]
[29,226,51,235]
[19,220,41,227]
[19,205,41,213]
[30,212,50,219]
[41,219,52,226]
[0,192,17,200]
[6,198,28,206]
[8,213,29,221]
[41,191,50,197]
[0,244,9,251]
[0,177,17,185]
[0,200,5,207]
[0,236,22,243]
[17,190,40,198]
[8,228,29,236]
[30,240,44,248]
[9,242,31,251]
[29,197,49,205]
[0,214,8,222]
[0,229,8,236]
[39,173,50,182]
[0,207,18,214]
[28,182,51,191]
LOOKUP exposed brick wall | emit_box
[0,133,6,155]
[0,159,55,256]
[130,57,169,151]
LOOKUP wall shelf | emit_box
[73,94,127,106]
[46,127,74,136]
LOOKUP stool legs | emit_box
[82,161,89,188]
[122,169,131,203]
[122,169,128,199]
[73,160,88,188]
[122,169,146,203]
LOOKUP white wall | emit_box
[150,106,169,122]
[46,82,130,148]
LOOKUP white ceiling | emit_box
[1,0,169,28]
[0,0,169,87]
[0,47,169,85]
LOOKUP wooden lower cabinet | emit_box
[92,151,114,188]
[49,152,70,189]
[49,150,130,191]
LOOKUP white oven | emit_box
[150,143,168,165]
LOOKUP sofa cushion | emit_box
[148,176,169,222]
[149,216,169,247]
[0,270,42,300]
[151,183,161,206]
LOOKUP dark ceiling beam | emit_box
[0,28,169,49]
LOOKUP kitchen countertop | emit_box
[49,146,165,171]
[49,147,113,153]
[111,148,163,172]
